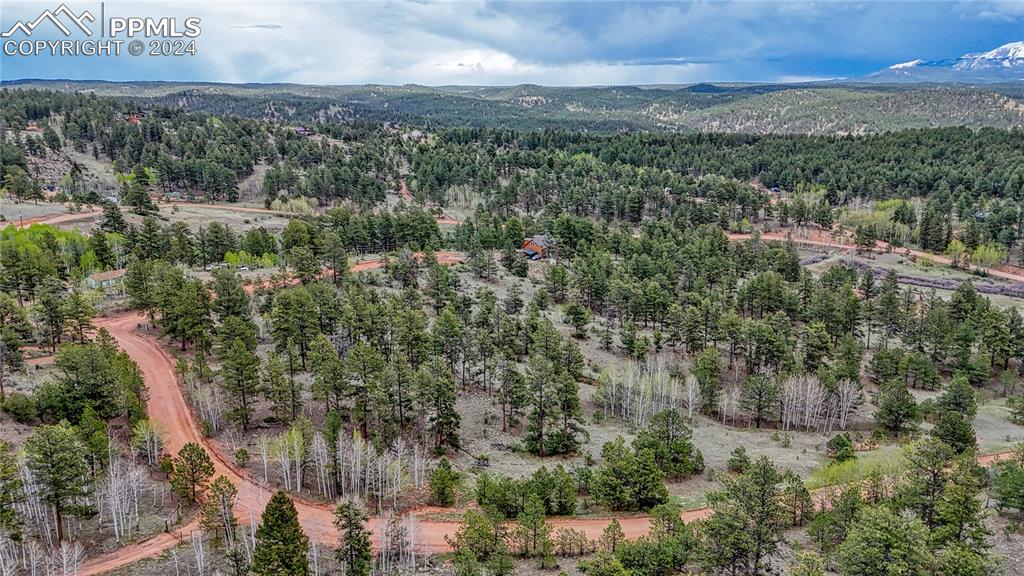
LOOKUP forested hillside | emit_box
[1,86,1024,576]
[4,80,1024,134]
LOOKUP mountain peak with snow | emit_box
[889,59,924,70]
[962,41,1024,61]
[860,41,1024,83]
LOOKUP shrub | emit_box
[2,392,38,424]
[235,447,250,468]
[826,433,856,464]
[1007,395,1024,425]
[727,446,750,473]
[476,465,577,517]
[429,457,459,506]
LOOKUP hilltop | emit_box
[4,79,1024,134]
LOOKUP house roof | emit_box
[88,269,126,282]
[527,234,553,248]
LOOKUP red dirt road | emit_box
[399,179,414,203]
[395,179,462,226]
[76,250,1017,574]
[9,208,103,229]
[81,307,666,573]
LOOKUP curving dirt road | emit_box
[76,251,1017,574]
[80,255,463,573]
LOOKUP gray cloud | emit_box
[230,24,283,30]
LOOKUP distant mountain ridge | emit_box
[4,79,1024,135]
[860,41,1024,83]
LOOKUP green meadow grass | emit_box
[805,445,907,490]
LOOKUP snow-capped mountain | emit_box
[858,41,1024,83]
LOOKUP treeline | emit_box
[441,126,1024,202]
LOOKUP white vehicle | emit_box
[239,266,251,272]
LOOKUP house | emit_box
[84,269,126,290]
[293,126,315,137]
[520,234,554,260]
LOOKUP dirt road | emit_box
[395,179,462,226]
[79,304,1015,575]
[10,208,102,229]
[81,305,670,573]
[728,230,1024,284]
[76,249,1016,574]
[156,201,290,216]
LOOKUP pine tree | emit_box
[933,473,989,554]
[740,374,780,428]
[698,456,783,576]
[346,341,384,439]
[309,334,345,412]
[321,231,348,286]
[429,457,459,506]
[874,381,920,437]
[34,276,66,352]
[99,203,128,234]
[514,493,549,557]
[835,506,928,576]
[171,442,215,504]
[89,229,115,269]
[23,422,90,541]
[270,287,320,369]
[524,355,559,456]
[633,409,704,479]
[166,280,211,351]
[288,245,320,284]
[899,438,955,529]
[210,269,251,321]
[221,338,260,430]
[498,361,528,430]
[200,476,238,547]
[421,360,460,453]
[0,441,23,540]
[694,347,722,414]
[933,411,976,454]
[936,376,977,419]
[334,498,372,576]
[252,491,310,576]
[263,352,300,422]
[63,290,95,343]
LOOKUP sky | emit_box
[1,0,1022,86]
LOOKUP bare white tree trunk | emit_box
[311,432,332,499]
[684,374,699,420]
[0,533,16,576]
[257,434,271,484]
[191,531,207,576]
[835,380,862,430]
[55,541,83,576]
